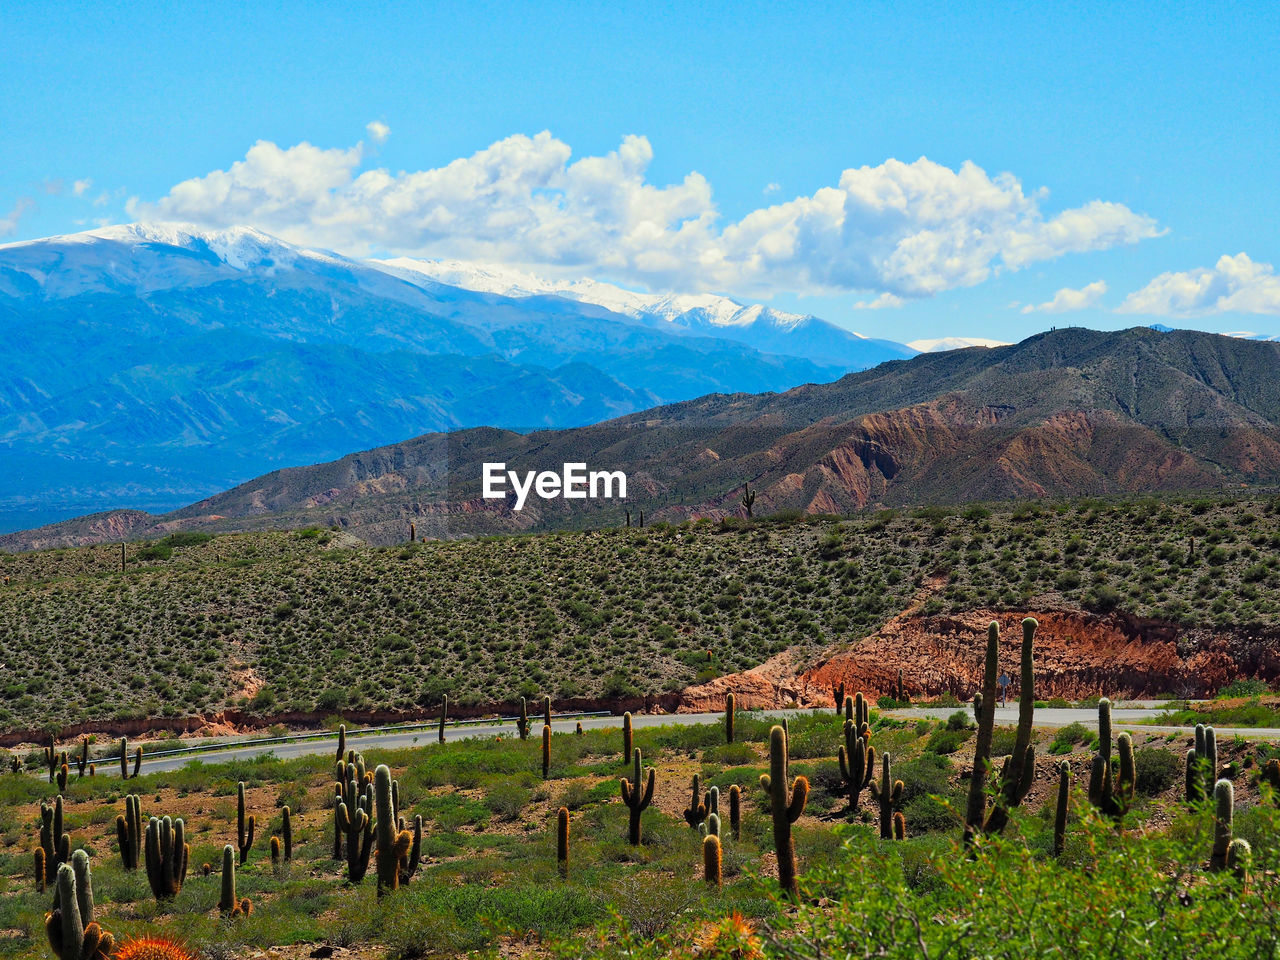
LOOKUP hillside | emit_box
[7,325,1278,550]
[1,493,1278,739]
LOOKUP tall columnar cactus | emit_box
[35,848,46,893]
[1208,778,1236,871]
[374,765,412,897]
[118,739,128,781]
[236,781,256,864]
[336,762,375,882]
[45,735,56,783]
[973,692,983,722]
[115,795,142,870]
[964,621,1001,843]
[542,724,552,780]
[1186,723,1218,803]
[725,693,735,744]
[438,695,448,744]
[832,682,845,714]
[336,723,346,762]
[684,774,707,828]
[1054,761,1071,857]
[143,816,188,901]
[984,617,1038,834]
[869,753,904,840]
[838,718,875,813]
[620,747,655,845]
[517,697,530,740]
[45,861,114,960]
[1087,702,1135,818]
[40,796,68,885]
[281,806,293,861]
[543,695,552,730]
[76,739,89,778]
[556,806,569,879]
[703,834,722,887]
[729,784,741,840]
[1228,838,1253,884]
[219,844,252,917]
[399,815,423,886]
[131,746,142,780]
[622,712,633,761]
[760,725,808,900]
[57,762,69,792]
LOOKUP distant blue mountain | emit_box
[0,223,915,530]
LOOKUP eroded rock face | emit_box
[675,608,1280,710]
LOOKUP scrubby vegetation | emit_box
[1,493,1279,735]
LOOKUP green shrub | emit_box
[1134,747,1182,796]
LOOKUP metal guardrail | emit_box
[110,710,616,763]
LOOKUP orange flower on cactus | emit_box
[114,934,195,960]
[692,911,763,959]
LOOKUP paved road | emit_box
[60,703,1280,779]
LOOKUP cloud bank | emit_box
[1119,254,1280,317]
[1021,280,1108,314]
[128,130,1163,298]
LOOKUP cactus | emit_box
[143,816,188,901]
[438,695,448,744]
[399,815,423,886]
[893,811,906,839]
[973,691,983,721]
[576,721,583,735]
[832,682,845,714]
[983,617,1038,834]
[236,782,256,864]
[543,695,552,730]
[868,753,904,840]
[725,693,735,743]
[337,724,346,762]
[1262,757,1280,800]
[707,785,720,819]
[76,738,89,778]
[759,725,808,900]
[118,738,128,780]
[1227,838,1252,884]
[35,847,46,893]
[517,697,530,740]
[703,834,722,886]
[45,735,56,783]
[45,861,115,960]
[281,806,293,861]
[728,784,741,841]
[1087,701,1134,818]
[40,796,67,885]
[622,712,633,761]
[1053,761,1071,857]
[132,747,142,780]
[964,621,1001,843]
[57,762,68,792]
[374,765,411,897]
[684,774,707,828]
[1186,724,1218,803]
[619,747,655,845]
[219,844,252,917]
[741,483,756,518]
[556,806,569,879]
[270,835,281,864]
[542,724,552,780]
[336,761,374,882]
[837,718,875,813]
[1210,779,1235,871]
[115,795,142,870]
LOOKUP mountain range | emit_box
[6,324,1279,551]
[0,223,913,531]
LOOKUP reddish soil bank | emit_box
[674,608,1280,712]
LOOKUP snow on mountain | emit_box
[907,336,1011,352]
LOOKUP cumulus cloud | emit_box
[1021,279,1108,314]
[127,132,1163,298]
[73,179,92,197]
[853,292,905,310]
[1118,254,1280,317]
[0,197,34,238]
[366,121,390,144]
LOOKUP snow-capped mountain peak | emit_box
[907,336,1011,353]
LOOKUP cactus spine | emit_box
[1054,760,1071,857]
[837,717,875,813]
[438,695,448,744]
[115,795,141,870]
[1087,701,1134,818]
[760,725,808,900]
[703,833,722,887]
[143,816,188,900]
[219,844,252,917]
[542,724,552,780]
[556,806,569,879]
[1186,723,1218,802]
[725,693,735,743]
[620,747,655,845]
[684,774,707,828]
[984,617,1038,834]
[964,621,1000,843]
[236,781,256,864]
[868,753,904,840]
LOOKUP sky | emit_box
[2,1,1278,343]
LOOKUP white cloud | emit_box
[366,121,390,144]
[1021,279,1108,313]
[73,179,92,197]
[1118,253,1280,317]
[853,292,905,310]
[763,182,780,195]
[127,132,1163,298]
[0,197,34,238]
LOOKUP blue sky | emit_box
[3,1,1278,342]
